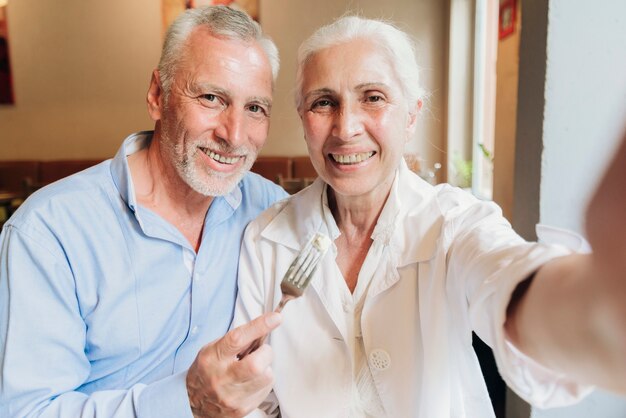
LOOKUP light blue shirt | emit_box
[0,132,287,417]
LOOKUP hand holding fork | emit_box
[238,232,331,359]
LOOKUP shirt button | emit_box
[191,326,199,335]
[369,349,391,371]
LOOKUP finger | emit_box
[240,370,275,412]
[223,369,275,417]
[231,343,274,382]
[230,350,275,399]
[192,368,274,418]
[217,312,282,358]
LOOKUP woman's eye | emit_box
[366,95,383,103]
[312,99,333,109]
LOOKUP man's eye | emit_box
[247,104,270,118]
[199,94,226,110]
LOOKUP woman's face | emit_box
[299,38,418,201]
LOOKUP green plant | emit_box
[478,143,494,163]
[452,153,472,188]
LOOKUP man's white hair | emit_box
[158,6,279,96]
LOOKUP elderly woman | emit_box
[234,16,626,418]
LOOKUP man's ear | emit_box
[147,69,164,121]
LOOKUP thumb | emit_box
[217,312,282,358]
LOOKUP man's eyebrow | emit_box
[188,82,229,97]
[188,83,271,108]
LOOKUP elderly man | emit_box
[0,6,286,418]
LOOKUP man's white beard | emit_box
[168,136,257,197]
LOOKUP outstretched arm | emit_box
[506,130,626,393]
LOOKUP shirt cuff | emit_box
[137,370,194,418]
[492,240,593,408]
[501,339,594,407]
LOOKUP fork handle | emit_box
[237,334,266,360]
[275,293,295,313]
[237,294,296,360]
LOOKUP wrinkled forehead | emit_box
[184,28,267,66]
[178,30,272,85]
[301,39,398,90]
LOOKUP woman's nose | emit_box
[331,103,364,141]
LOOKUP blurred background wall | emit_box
[0,0,447,171]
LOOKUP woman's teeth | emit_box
[205,150,241,165]
[330,151,375,164]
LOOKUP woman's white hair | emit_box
[295,16,424,111]
[158,6,279,96]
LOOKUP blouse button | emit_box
[369,349,391,371]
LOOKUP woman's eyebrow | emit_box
[303,88,335,101]
[355,82,390,91]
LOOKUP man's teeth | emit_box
[206,150,241,165]
[331,151,375,164]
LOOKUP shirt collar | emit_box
[110,131,152,213]
[262,162,405,251]
[261,159,442,265]
[224,182,243,211]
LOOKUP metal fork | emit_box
[237,232,331,359]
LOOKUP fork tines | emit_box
[283,233,331,292]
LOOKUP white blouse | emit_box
[235,162,590,418]
[319,192,385,417]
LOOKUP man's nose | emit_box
[331,103,364,141]
[215,107,246,147]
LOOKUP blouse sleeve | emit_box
[443,189,593,408]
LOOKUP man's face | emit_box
[151,27,273,196]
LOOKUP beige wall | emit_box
[0,0,162,159]
[0,0,447,168]
[492,1,521,221]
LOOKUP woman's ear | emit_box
[406,99,422,137]
[146,70,164,122]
